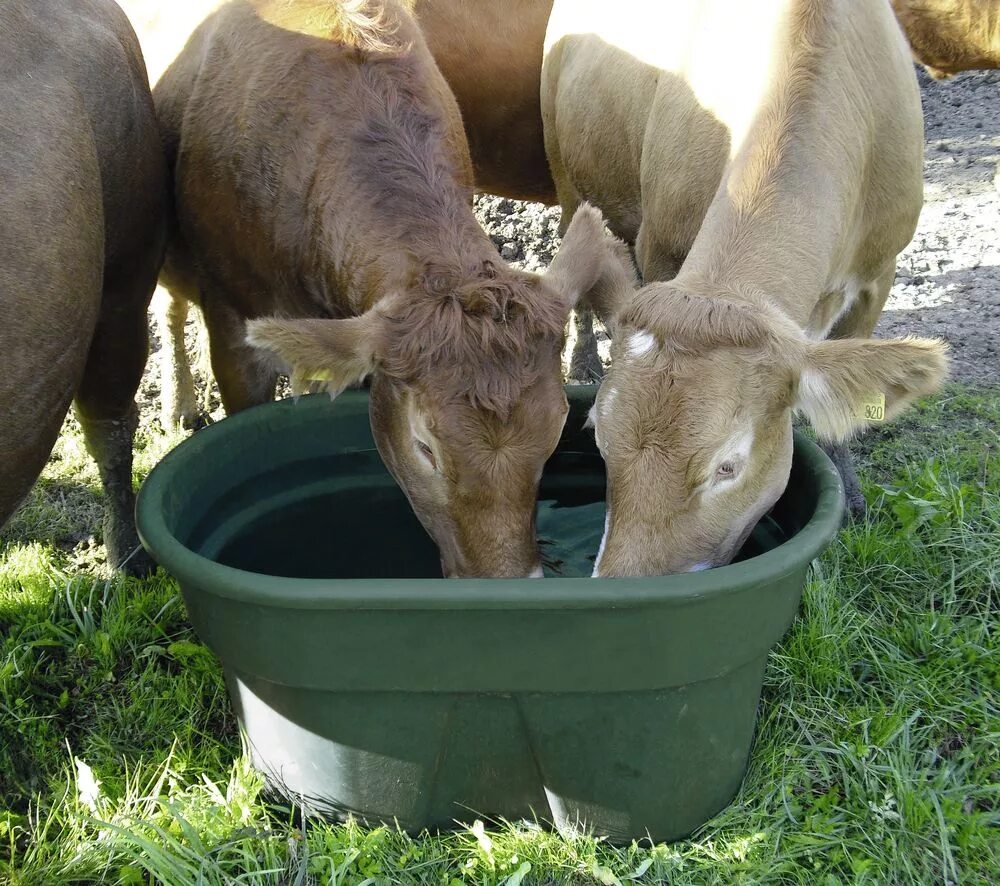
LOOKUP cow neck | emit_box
[669,0,854,332]
[352,212,504,315]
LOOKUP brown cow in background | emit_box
[892,0,1000,193]
[892,0,1000,77]
[0,0,166,572]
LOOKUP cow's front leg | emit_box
[568,309,604,382]
[821,440,866,520]
[202,296,278,414]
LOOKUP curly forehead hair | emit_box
[377,267,569,416]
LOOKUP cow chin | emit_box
[592,498,777,578]
[439,514,545,579]
[401,488,543,579]
[593,530,734,577]
[437,533,544,579]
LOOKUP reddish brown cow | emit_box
[120,0,557,201]
[0,0,166,572]
[154,0,630,578]
[119,0,573,429]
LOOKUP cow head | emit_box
[589,282,948,576]
[247,204,636,577]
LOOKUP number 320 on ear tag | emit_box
[859,393,886,423]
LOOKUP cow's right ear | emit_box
[545,203,639,328]
[246,298,393,397]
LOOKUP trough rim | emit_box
[136,388,845,611]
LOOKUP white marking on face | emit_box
[529,565,544,579]
[702,428,755,496]
[626,330,656,357]
[687,561,712,572]
[722,429,754,465]
[408,399,432,440]
[592,510,611,577]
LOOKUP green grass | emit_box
[2,383,998,885]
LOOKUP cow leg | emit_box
[568,309,604,382]
[202,296,278,414]
[819,439,866,521]
[153,287,200,430]
[74,268,156,574]
[0,348,86,536]
[823,267,897,520]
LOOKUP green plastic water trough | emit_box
[136,385,844,843]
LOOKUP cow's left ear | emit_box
[795,336,948,441]
[544,203,638,326]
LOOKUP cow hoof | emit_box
[112,544,156,577]
[185,410,213,432]
[104,520,155,576]
[845,488,868,522]
[119,548,156,577]
[161,408,210,432]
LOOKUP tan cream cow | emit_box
[542,0,948,576]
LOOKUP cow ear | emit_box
[246,299,392,398]
[545,203,638,327]
[795,336,948,441]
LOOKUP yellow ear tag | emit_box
[858,393,886,423]
[303,369,333,381]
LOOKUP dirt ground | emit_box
[882,68,1000,383]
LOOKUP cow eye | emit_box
[716,461,736,481]
[415,439,437,470]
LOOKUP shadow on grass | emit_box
[1,478,104,553]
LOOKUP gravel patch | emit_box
[882,68,1000,383]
